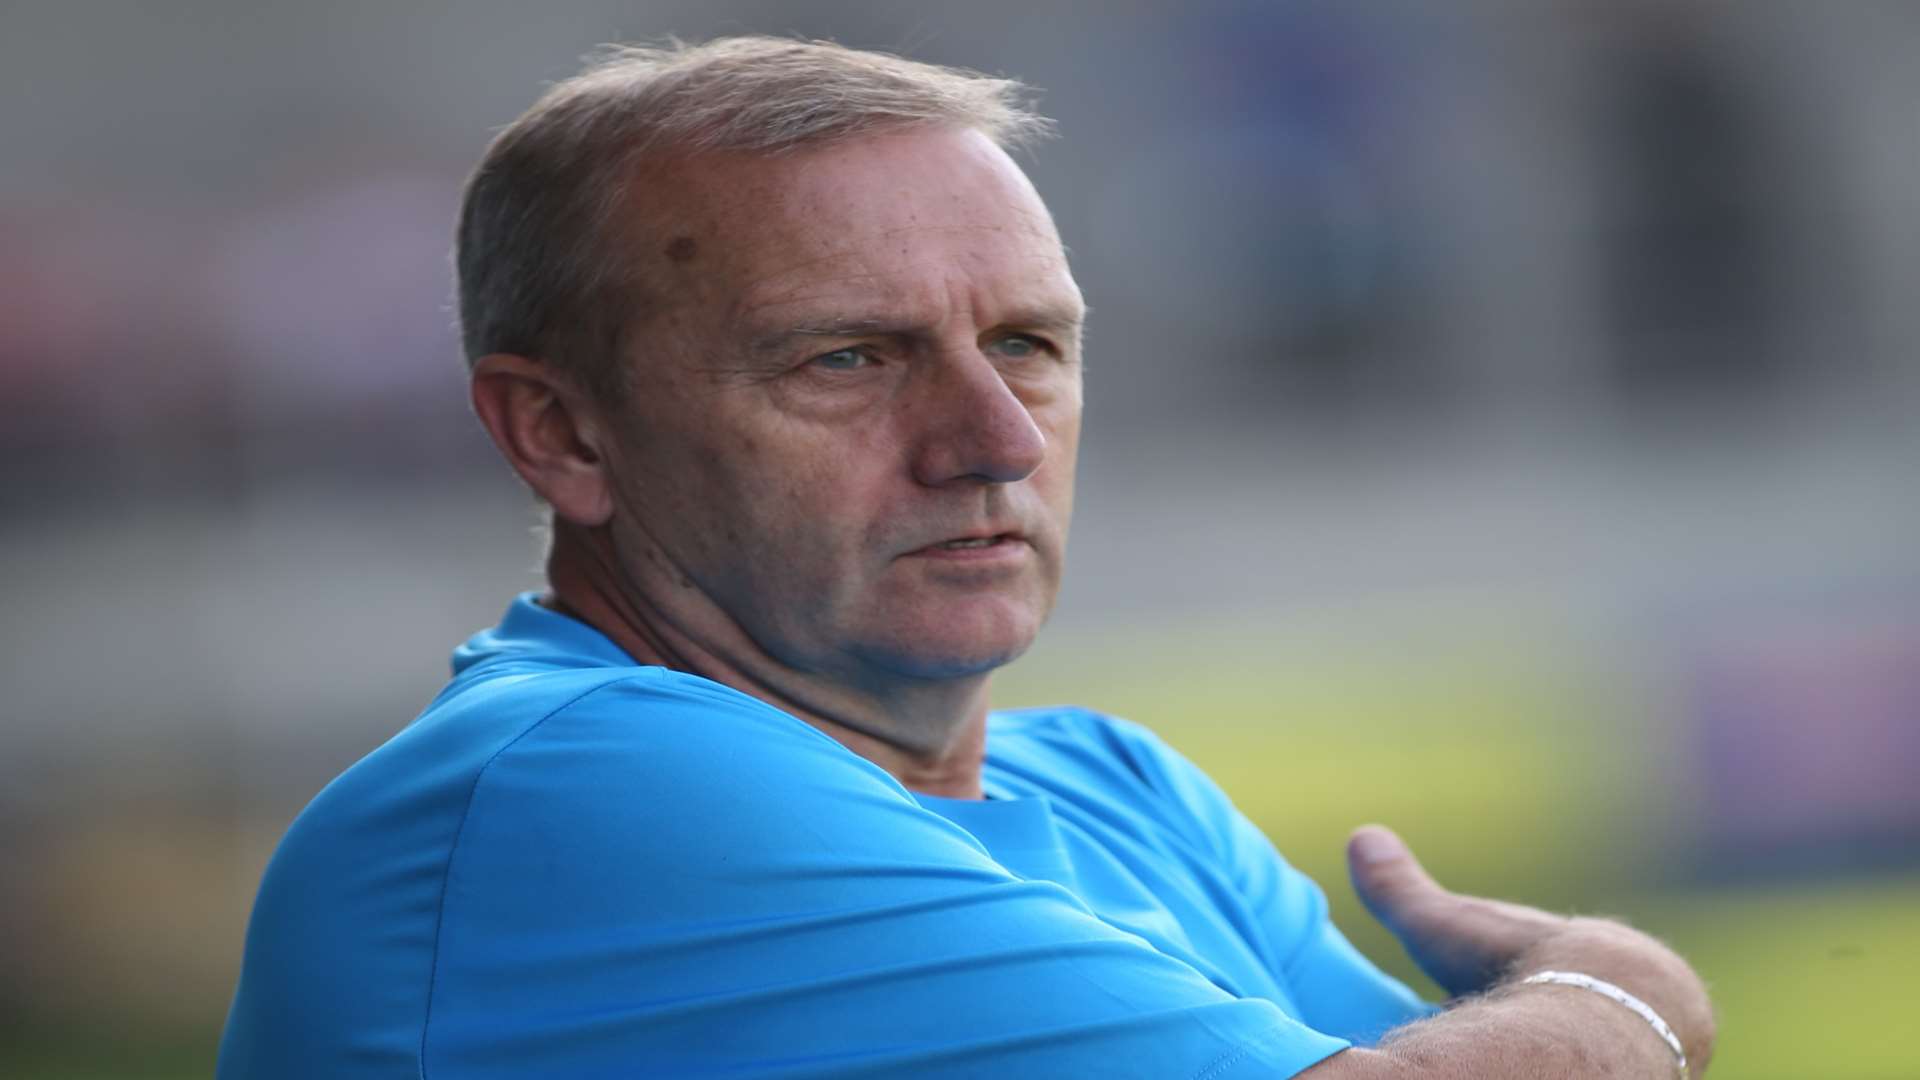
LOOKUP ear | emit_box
[469,353,614,527]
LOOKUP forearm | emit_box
[1309,918,1713,1079]
[1358,985,1680,1079]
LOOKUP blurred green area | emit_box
[996,616,1920,1080]
[8,619,1914,1079]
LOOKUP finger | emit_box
[1346,824,1448,936]
[1349,824,1574,996]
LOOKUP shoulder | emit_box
[316,664,862,827]
[249,661,890,930]
[297,663,913,886]
[225,661,927,1075]
[399,593,907,807]
[438,667,945,889]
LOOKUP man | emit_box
[220,37,1713,1078]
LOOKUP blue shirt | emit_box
[219,595,1430,1078]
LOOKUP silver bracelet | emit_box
[1521,970,1689,1079]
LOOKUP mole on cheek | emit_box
[664,236,699,264]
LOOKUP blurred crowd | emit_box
[8,3,1916,501]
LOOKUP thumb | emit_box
[1347,824,1561,997]
[1346,824,1448,937]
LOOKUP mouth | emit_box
[908,531,1027,557]
[934,534,1010,550]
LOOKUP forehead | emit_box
[637,127,1080,327]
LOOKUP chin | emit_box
[890,646,1029,682]
[857,611,1044,682]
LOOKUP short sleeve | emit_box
[1101,716,1438,1046]
[423,679,1354,1078]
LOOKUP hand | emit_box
[1345,824,1715,1071]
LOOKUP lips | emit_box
[935,535,1005,550]
[907,529,1026,556]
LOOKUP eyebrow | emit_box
[749,305,1087,355]
[762,318,892,345]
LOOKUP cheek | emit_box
[610,416,779,576]
[1034,402,1082,498]
[1029,372,1082,443]
[714,430,897,571]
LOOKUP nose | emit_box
[908,350,1048,488]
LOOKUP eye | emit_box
[809,346,874,372]
[988,334,1052,359]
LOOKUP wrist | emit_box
[1520,971,1688,1078]
[1511,918,1715,1071]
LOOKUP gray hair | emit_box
[455,36,1054,401]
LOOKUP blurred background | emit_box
[3,2,1916,1077]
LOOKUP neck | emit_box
[544,521,990,800]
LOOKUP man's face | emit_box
[596,126,1085,688]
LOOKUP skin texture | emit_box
[471,125,1085,797]
[470,122,1714,1075]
